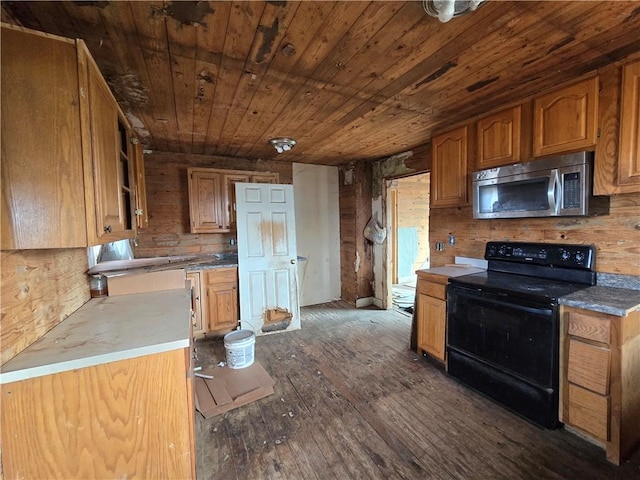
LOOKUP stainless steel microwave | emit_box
[472,152,609,219]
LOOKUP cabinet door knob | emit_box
[103,225,112,233]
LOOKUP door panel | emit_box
[236,184,300,335]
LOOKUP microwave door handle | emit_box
[548,169,560,214]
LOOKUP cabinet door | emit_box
[188,169,226,233]
[224,173,250,231]
[250,172,279,183]
[477,106,521,169]
[1,350,194,479]
[533,77,599,157]
[568,383,609,442]
[204,268,239,332]
[1,26,87,249]
[617,59,640,187]
[86,55,125,240]
[133,140,149,229]
[417,293,446,361]
[187,271,204,336]
[431,126,468,208]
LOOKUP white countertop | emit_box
[0,288,191,384]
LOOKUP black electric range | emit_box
[446,241,597,428]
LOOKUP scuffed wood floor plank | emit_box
[195,301,640,479]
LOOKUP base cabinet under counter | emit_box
[188,267,239,335]
[560,305,640,465]
[0,288,195,479]
[416,271,448,362]
[1,349,195,479]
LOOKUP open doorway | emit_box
[386,172,431,313]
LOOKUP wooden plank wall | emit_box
[429,193,640,275]
[339,162,374,305]
[1,249,89,364]
[135,152,292,258]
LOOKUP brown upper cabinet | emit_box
[188,168,278,233]
[431,125,468,208]
[1,24,139,249]
[533,77,599,157]
[188,169,225,233]
[477,105,522,169]
[616,59,640,187]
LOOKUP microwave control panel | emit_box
[562,172,581,209]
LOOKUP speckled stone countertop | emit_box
[559,273,640,317]
[91,253,239,278]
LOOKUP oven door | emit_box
[446,283,560,428]
[473,169,560,219]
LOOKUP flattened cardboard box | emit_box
[194,361,275,418]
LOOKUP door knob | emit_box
[290,259,297,264]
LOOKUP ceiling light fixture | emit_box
[422,0,484,23]
[269,137,297,154]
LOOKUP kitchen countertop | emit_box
[559,285,640,317]
[88,253,238,277]
[416,265,486,278]
[0,288,191,384]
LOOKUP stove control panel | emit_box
[485,242,595,269]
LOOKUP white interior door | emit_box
[236,183,300,335]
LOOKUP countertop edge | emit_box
[0,339,190,384]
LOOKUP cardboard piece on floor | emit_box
[194,361,275,418]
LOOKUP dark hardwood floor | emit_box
[194,301,640,480]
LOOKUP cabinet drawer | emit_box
[205,267,238,285]
[568,384,609,442]
[567,310,611,344]
[417,280,446,300]
[567,339,610,395]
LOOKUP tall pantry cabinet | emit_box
[1,24,141,249]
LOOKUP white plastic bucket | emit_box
[224,329,255,369]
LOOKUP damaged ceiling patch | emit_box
[163,1,215,27]
[106,73,149,108]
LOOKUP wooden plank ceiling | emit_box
[2,1,640,166]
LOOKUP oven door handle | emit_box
[548,169,560,215]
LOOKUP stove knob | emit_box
[498,245,507,256]
[487,244,497,256]
[560,250,571,261]
[574,251,585,263]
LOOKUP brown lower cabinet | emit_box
[1,348,195,479]
[416,271,448,362]
[561,306,640,465]
[188,267,239,335]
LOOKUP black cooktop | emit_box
[449,270,593,302]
